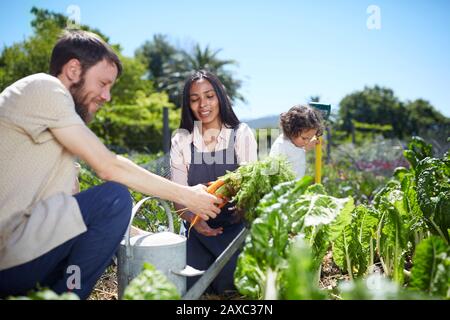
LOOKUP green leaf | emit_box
[415,157,450,242]
[377,193,409,284]
[403,136,433,169]
[409,236,450,299]
[235,177,313,298]
[332,202,373,279]
[339,274,427,300]
[280,237,327,300]
[353,205,380,274]
[221,156,296,223]
[234,250,266,299]
[123,263,180,300]
[8,288,79,300]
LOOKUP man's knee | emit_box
[104,181,132,206]
[101,182,132,221]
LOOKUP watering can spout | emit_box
[172,265,205,277]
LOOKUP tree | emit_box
[136,36,245,107]
[405,99,449,136]
[0,7,113,92]
[337,86,449,140]
[90,92,178,153]
[404,99,450,154]
[110,54,153,105]
[135,34,177,82]
[0,7,179,153]
[338,86,407,138]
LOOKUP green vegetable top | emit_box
[123,263,180,300]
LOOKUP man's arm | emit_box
[51,124,221,220]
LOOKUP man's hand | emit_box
[181,184,222,221]
[192,219,223,237]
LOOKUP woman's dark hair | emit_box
[49,29,122,77]
[280,104,324,139]
[179,70,240,132]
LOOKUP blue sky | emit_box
[1,0,449,120]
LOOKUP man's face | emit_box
[70,59,118,123]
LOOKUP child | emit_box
[270,104,324,179]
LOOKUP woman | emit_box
[170,70,257,294]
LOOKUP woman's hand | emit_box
[192,219,223,237]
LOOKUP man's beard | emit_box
[70,76,92,124]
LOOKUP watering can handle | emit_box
[124,197,175,246]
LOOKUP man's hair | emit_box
[179,69,240,132]
[280,104,324,139]
[49,29,122,77]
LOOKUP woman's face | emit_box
[189,78,220,127]
[291,128,317,148]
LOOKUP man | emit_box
[0,30,221,299]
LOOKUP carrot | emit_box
[188,215,201,238]
[207,179,225,194]
[188,179,228,237]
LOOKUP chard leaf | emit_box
[339,273,428,300]
[403,136,433,170]
[297,195,354,228]
[409,236,450,299]
[123,263,180,300]
[234,249,266,299]
[377,193,409,284]
[415,157,450,243]
[280,237,327,300]
[353,205,380,273]
[399,171,426,234]
[8,288,80,300]
[290,190,355,263]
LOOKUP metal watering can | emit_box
[117,197,203,299]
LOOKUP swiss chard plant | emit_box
[415,156,450,243]
[123,263,180,300]
[235,177,355,298]
[332,205,379,279]
[279,237,328,300]
[409,235,450,299]
[7,288,80,300]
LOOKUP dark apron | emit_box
[186,128,244,294]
